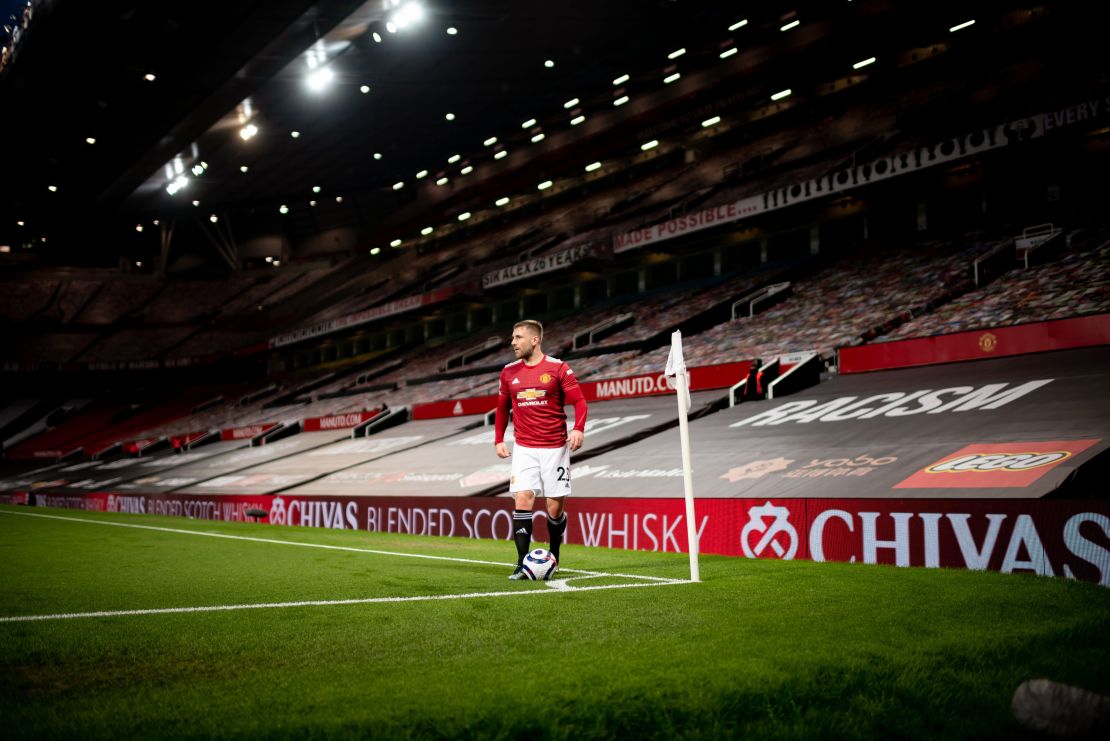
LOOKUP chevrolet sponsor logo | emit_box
[516,388,547,401]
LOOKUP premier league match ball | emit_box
[522,548,558,580]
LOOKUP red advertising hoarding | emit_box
[220,423,279,441]
[411,361,752,420]
[9,492,1107,586]
[839,314,1110,374]
[301,410,382,432]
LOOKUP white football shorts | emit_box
[509,443,572,497]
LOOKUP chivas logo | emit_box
[740,501,798,560]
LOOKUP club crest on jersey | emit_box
[540,373,552,384]
[517,388,547,401]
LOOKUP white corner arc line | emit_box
[0,509,686,585]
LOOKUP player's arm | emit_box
[494,370,512,458]
[561,366,588,452]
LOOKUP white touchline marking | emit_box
[0,581,685,624]
[0,509,686,586]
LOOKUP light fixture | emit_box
[668,48,686,60]
[372,32,382,43]
[483,136,498,146]
[360,85,371,94]
[531,133,545,143]
[370,247,381,255]
[239,123,259,140]
[16,221,24,226]
[436,177,449,185]
[445,112,456,121]
[495,197,510,206]
[448,154,461,164]
[771,88,792,101]
[135,225,144,233]
[701,116,721,127]
[279,205,289,214]
[522,118,537,128]
[166,175,189,195]
[309,200,317,207]
[265,256,273,263]
[780,20,800,32]
[571,115,585,126]
[460,165,473,175]
[613,74,629,86]
[85,137,96,145]
[393,181,404,190]
[494,150,508,160]
[537,180,553,190]
[585,161,601,172]
[421,227,433,235]
[563,97,579,109]
[664,72,681,84]
[446,26,457,35]
[335,196,343,203]
[728,19,748,31]
[544,59,554,68]
[373,152,383,160]
[949,19,975,32]
[209,215,218,223]
[457,211,471,221]
[305,66,335,92]
[135,261,143,268]
[720,47,738,59]
[291,130,300,138]
[640,140,659,151]
[614,96,629,106]
[853,57,876,70]
[386,21,397,33]
[192,200,200,207]
[390,238,402,247]
[240,165,249,173]
[153,220,159,226]
[312,185,321,193]
[47,185,57,192]
[144,73,156,82]
[391,2,426,30]
[416,170,428,178]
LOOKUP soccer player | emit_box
[494,319,588,579]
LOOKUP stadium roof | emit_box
[0,0,1057,260]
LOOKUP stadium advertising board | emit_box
[220,423,278,441]
[14,492,1108,586]
[611,99,1101,254]
[302,410,381,432]
[482,243,596,289]
[839,314,1110,373]
[410,361,749,419]
[269,286,460,348]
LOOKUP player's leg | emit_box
[538,444,571,566]
[511,489,536,577]
[508,445,542,579]
[545,495,567,565]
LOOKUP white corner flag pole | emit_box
[666,330,700,582]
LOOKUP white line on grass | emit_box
[0,580,679,624]
[0,509,689,622]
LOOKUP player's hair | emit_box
[513,319,544,340]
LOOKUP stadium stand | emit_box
[876,237,1110,341]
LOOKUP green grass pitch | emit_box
[1,503,1108,739]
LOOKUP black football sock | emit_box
[547,513,567,563]
[513,509,533,566]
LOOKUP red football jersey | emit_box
[494,354,588,448]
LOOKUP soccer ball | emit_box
[522,548,558,580]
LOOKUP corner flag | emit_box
[665,330,700,582]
